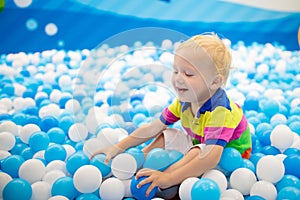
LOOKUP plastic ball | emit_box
[44,144,67,163]
[19,123,41,144]
[42,170,66,186]
[51,176,80,199]
[283,154,300,178]
[68,123,89,142]
[130,176,158,200]
[0,120,18,135]
[143,148,171,171]
[1,155,25,177]
[191,178,221,200]
[3,178,32,200]
[202,169,227,192]
[179,177,199,200]
[256,155,285,183]
[77,193,100,200]
[73,165,102,193]
[46,160,67,173]
[0,131,16,151]
[218,147,243,173]
[230,168,257,195]
[100,177,125,200]
[270,124,294,151]
[276,175,300,192]
[82,138,103,158]
[260,145,281,155]
[31,181,51,200]
[167,149,184,165]
[90,153,112,177]
[66,151,90,175]
[221,189,244,200]
[242,158,256,172]
[250,180,277,200]
[18,158,46,184]
[39,116,59,132]
[47,127,66,144]
[277,186,300,200]
[0,172,13,198]
[111,153,137,180]
[28,131,50,153]
[126,147,145,169]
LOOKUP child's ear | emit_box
[210,74,224,90]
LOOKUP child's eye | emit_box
[173,70,178,74]
[185,72,194,77]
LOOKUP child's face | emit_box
[171,47,218,106]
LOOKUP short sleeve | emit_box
[160,98,181,125]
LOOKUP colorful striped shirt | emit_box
[160,88,252,154]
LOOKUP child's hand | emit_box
[90,145,123,164]
[136,168,172,197]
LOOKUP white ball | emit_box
[250,180,277,200]
[221,189,244,200]
[96,128,119,148]
[68,123,88,142]
[99,177,125,200]
[229,168,257,195]
[65,99,81,113]
[19,123,41,144]
[256,155,285,184]
[270,124,294,151]
[121,179,133,198]
[18,159,46,184]
[42,170,66,186]
[62,144,75,160]
[111,153,137,180]
[0,150,11,160]
[0,120,18,136]
[202,169,228,192]
[48,195,69,200]
[33,150,45,159]
[31,181,51,200]
[82,138,102,158]
[0,131,16,151]
[73,165,102,193]
[39,104,61,118]
[0,172,12,198]
[179,177,199,200]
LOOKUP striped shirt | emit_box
[160,88,252,154]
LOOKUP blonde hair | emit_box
[176,33,232,84]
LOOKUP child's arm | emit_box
[136,144,224,196]
[90,119,168,162]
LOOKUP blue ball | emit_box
[3,178,32,200]
[20,147,34,160]
[1,155,25,178]
[284,148,300,156]
[167,149,184,165]
[276,175,300,192]
[130,176,158,200]
[242,158,256,173]
[249,153,264,166]
[47,127,66,144]
[10,142,28,155]
[126,147,145,169]
[260,145,281,155]
[76,193,100,200]
[90,154,112,177]
[44,144,67,163]
[39,116,59,132]
[66,151,89,175]
[28,131,50,153]
[218,147,243,173]
[289,121,300,135]
[259,99,280,118]
[143,148,171,171]
[58,115,74,134]
[283,154,300,178]
[245,195,265,200]
[51,176,80,199]
[191,178,220,200]
[244,95,259,111]
[277,186,300,200]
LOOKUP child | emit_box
[91,33,252,197]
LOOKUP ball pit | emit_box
[0,38,299,200]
